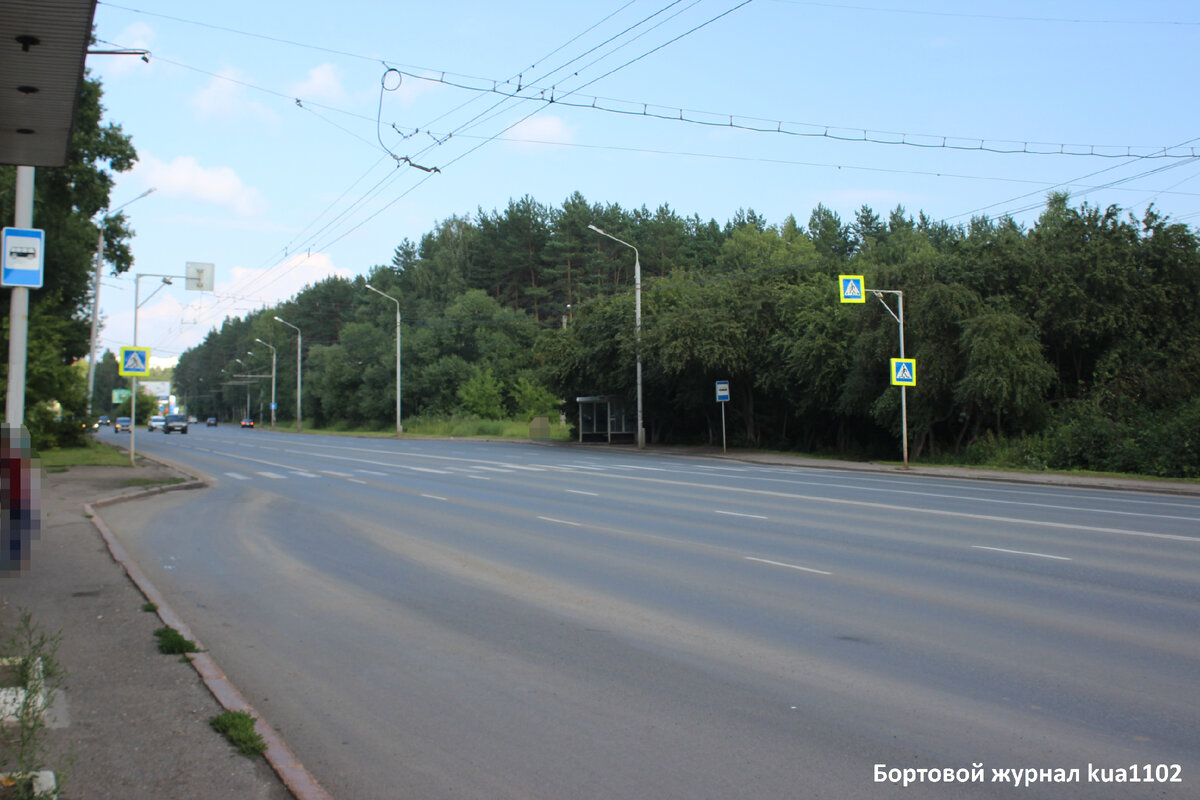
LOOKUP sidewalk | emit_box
[0,460,296,800]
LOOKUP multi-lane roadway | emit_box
[102,426,1200,798]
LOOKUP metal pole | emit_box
[365,285,402,435]
[634,249,644,449]
[274,317,302,432]
[130,277,139,467]
[6,167,34,425]
[587,225,644,448]
[721,402,727,454]
[395,303,401,435]
[898,291,908,469]
[255,339,276,428]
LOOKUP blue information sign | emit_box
[2,227,45,288]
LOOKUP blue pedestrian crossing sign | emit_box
[890,358,916,386]
[839,275,865,303]
[119,346,152,377]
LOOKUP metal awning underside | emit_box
[0,0,97,167]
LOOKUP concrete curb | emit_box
[81,458,333,800]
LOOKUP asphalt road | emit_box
[102,426,1200,799]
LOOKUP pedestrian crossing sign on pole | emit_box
[118,346,151,377]
[839,275,865,303]
[890,358,916,386]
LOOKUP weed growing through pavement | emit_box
[152,627,201,655]
[0,610,72,799]
[209,711,266,759]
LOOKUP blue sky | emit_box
[86,0,1200,365]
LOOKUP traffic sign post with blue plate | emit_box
[839,274,865,303]
[119,347,152,377]
[890,358,917,386]
[715,380,730,453]
[2,227,45,288]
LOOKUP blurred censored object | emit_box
[1,425,40,573]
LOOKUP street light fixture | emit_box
[274,316,302,433]
[87,187,156,416]
[365,283,402,435]
[254,339,276,428]
[129,271,183,466]
[587,224,644,448]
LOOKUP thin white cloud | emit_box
[503,114,574,150]
[289,63,347,104]
[220,252,353,310]
[190,67,279,125]
[134,154,266,217]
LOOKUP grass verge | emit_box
[35,440,130,469]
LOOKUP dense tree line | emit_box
[175,190,1200,477]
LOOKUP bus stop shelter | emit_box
[574,396,636,443]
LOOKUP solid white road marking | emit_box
[566,489,599,497]
[421,493,447,500]
[715,510,768,520]
[744,557,831,575]
[972,545,1071,561]
[538,516,582,527]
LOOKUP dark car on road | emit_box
[240,418,255,428]
[164,414,189,434]
[113,417,132,433]
[206,417,218,427]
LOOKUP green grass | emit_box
[210,710,267,758]
[153,626,201,655]
[300,415,572,441]
[35,439,131,468]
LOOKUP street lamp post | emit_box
[130,272,180,466]
[365,284,402,435]
[870,289,909,469]
[587,224,644,448]
[255,339,276,428]
[274,316,302,433]
[86,187,155,416]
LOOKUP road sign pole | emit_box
[721,402,727,454]
[898,291,908,469]
[5,167,34,426]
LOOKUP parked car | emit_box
[187,416,198,424]
[240,418,255,428]
[164,414,189,434]
[147,415,165,432]
[114,416,132,433]
[97,415,111,427]
[206,417,218,427]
